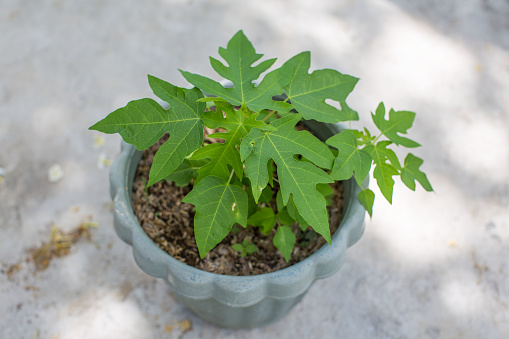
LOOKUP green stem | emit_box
[262,110,276,122]
[372,133,383,143]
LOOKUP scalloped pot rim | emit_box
[109,121,367,327]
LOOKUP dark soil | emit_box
[132,131,344,276]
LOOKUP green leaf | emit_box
[363,140,404,204]
[316,183,334,206]
[164,158,208,186]
[196,96,228,103]
[273,226,296,263]
[241,114,334,243]
[364,140,402,170]
[182,176,247,258]
[277,208,296,226]
[400,153,433,191]
[277,190,308,230]
[232,243,244,252]
[326,130,372,186]
[286,197,309,231]
[371,102,421,148]
[190,143,243,183]
[247,207,276,235]
[89,77,206,187]
[244,178,261,217]
[275,190,301,227]
[259,185,274,204]
[180,30,293,113]
[358,188,375,218]
[373,163,399,204]
[89,98,173,150]
[191,102,274,183]
[282,52,359,123]
[243,240,258,254]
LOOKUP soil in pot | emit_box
[131,129,345,276]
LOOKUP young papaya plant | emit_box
[90,30,433,262]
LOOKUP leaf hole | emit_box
[325,99,340,109]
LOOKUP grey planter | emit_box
[109,121,367,329]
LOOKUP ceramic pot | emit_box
[109,121,367,329]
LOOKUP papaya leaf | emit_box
[244,180,260,217]
[373,163,399,204]
[89,98,170,150]
[164,158,208,186]
[277,208,296,226]
[364,140,402,170]
[189,142,242,183]
[89,76,206,186]
[358,188,375,218]
[180,30,293,113]
[182,176,247,258]
[371,102,421,148]
[282,52,359,123]
[363,140,406,204]
[247,207,276,235]
[259,185,274,204]
[275,190,302,227]
[316,183,334,206]
[326,130,372,186]
[241,114,334,243]
[191,102,274,183]
[273,226,296,262]
[400,153,433,192]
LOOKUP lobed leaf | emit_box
[180,30,293,113]
[282,52,359,123]
[364,140,401,170]
[91,75,207,187]
[182,176,247,258]
[400,153,433,192]
[240,114,334,243]
[89,98,174,150]
[371,102,421,148]
[164,158,208,186]
[364,140,404,203]
[326,130,372,186]
[192,102,275,183]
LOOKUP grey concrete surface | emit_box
[1,0,508,338]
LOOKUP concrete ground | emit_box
[1,0,508,338]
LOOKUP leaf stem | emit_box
[262,110,276,122]
[373,133,383,144]
[228,168,235,183]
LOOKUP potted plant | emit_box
[90,31,432,328]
